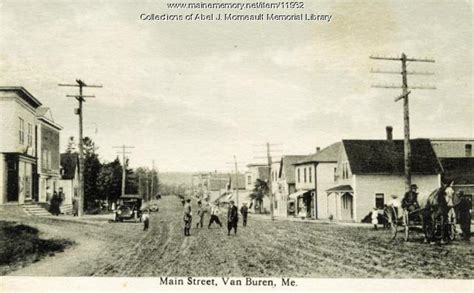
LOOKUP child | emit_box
[142,210,150,231]
[371,207,379,230]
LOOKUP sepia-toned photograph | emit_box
[0,0,472,291]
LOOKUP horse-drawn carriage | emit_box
[384,185,457,243]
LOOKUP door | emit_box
[7,160,19,202]
[341,192,353,220]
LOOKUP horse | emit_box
[420,184,450,244]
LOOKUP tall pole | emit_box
[401,53,411,190]
[78,85,84,216]
[233,155,239,208]
[59,79,102,217]
[370,53,435,191]
[113,145,134,196]
[151,160,155,200]
[267,142,274,221]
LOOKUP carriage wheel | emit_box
[390,220,398,240]
[448,223,456,241]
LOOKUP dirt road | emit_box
[4,196,473,278]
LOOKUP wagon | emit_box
[384,206,456,242]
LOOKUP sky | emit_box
[0,0,472,172]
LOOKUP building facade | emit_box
[0,87,42,205]
[36,107,63,203]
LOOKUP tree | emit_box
[65,136,77,153]
[82,137,102,209]
[98,158,122,204]
[250,179,269,214]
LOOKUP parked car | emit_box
[114,194,143,222]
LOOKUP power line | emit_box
[58,79,102,217]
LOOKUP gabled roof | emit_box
[0,86,42,108]
[60,153,79,180]
[36,107,63,130]
[440,157,474,185]
[279,155,307,184]
[343,139,441,175]
[295,142,341,165]
[327,185,353,193]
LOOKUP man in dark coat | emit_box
[227,200,238,235]
[240,203,248,227]
[183,198,192,236]
[457,191,471,241]
[402,184,420,212]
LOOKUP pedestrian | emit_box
[208,203,223,228]
[196,201,205,228]
[142,209,150,231]
[240,203,248,227]
[371,207,379,230]
[183,198,192,236]
[72,196,78,216]
[50,191,61,216]
[227,200,238,236]
[456,191,471,241]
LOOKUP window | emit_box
[247,175,251,185]
[309,167,312,183]
[466,144,472,157]
[375,193,384,209]
[27,123,33,146]
[297,168,301,183]
[334,167,337,182]
[342,162,349,180]
[304,168,307,183]
[19,118,25,144]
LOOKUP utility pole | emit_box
[151,160,155,201]
[113,145,135,196]
[226,156,245,207]
[370,53,435,191]
[59,79,102,217]
[266,143,274,221]
[253,143,282,221]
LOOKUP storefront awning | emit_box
[289,190,312,200]
[326,185,353,193]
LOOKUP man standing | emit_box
[402,184,420,212]
[240,203,248,227]
[457,191,471,241]
[227,200,238,236]
[183,198,192,236]
[208,203,223,228]
[196,200,206,228]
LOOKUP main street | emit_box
[3,196,472,278]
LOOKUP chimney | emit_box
[386,126,393,141]
[316,147,321,153]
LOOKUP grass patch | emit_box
[0,221,74,275]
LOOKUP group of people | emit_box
[47,186,65,216]
[182,198,249,236]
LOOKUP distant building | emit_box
[245,163,270,213]
[294,143,341,219]
[36,107,63,203]
[431,138,473,158]
[0,87,41,205]
[273,155,306,217]
[59,153,79,207]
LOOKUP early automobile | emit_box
[114,194,143,222]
